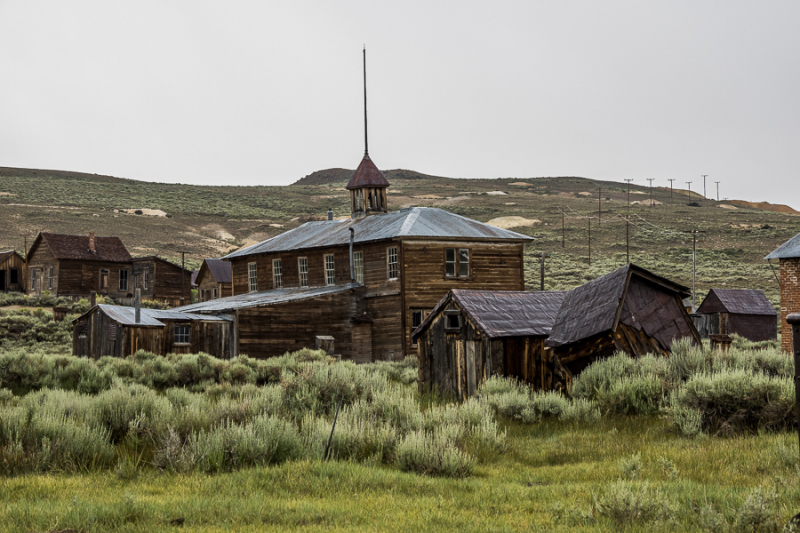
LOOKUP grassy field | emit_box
[2,417,799,532]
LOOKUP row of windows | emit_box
[31,267,145,292]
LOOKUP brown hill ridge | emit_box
[727,200,800,215]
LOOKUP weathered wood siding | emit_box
[197,276,232,302]
[40,258,131,299]
[0,253,25,293]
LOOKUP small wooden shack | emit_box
[546,263,701,376]
[130,257,193,307]
[693,289,777,342]
[195,258,233,302]
[73,304,234,359]
[0,250,25,293]
[413,289,568,399]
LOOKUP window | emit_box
[100,269,109,290]
[48,267,54,290]
[387,247,399,280]
[119,270,129,291]
[445,311,462,331]
[445,248,470,278]
[324,254,335,286]
[174,324,190,345]
[410,309,427,347]
[298,257,308,287]
[272,259,283,288]
[353,251,364,283]
[30,269,38,290]
[9,269,18,285]
[143,270,149,290]
[248,262,258,292]
[213,288,218,299]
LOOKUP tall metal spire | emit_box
[363,46,368,156]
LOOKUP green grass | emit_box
[2,417,799,532]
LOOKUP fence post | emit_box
[789,313,800,464]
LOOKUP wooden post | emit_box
[789,313,800,465]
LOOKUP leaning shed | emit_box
[0,250,25,293]
[546,264,701,376]
[413,289,568,400]
[694,289,777,342]
[73,304,234,359]
[765,231,800,353]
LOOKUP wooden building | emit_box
[26,232,133,299]
[180,154,532,361]
[413,289,568,400]
[693,289,777,342]
[546,264,701,376]
[765,232,800,352]
[195,258,233,302]
[72,304,233,359]
[129,257,193,307]
[0,250,25,293]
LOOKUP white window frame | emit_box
[353,251,364,283]
[31,269,38,290]
[387,247,399,280]
[119,269,129,291]
[48,267,54,290]
[272,258,283,289]
[445,248,470,278]
[298,257,309,287]
[248,262,258,292]
[324,254,335,286]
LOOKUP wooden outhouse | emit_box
[694,289,777,342]
[72,304,233,359]
[195,258,233,302]
[546,264,701,376]
[414,289,568,399]
[0,250,25,293]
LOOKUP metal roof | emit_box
[0,250,23,263]
[696,289,776,316]
[765,231,800,259]
[86,304,232,327]
[225,207,533,259]
[174,283,362,313]
[346,154,390,190]
[33,233,132,263]
[413,289,567,340]
[198,258,232,284]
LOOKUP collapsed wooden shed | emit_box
[693,288,777,342]
[546,264,701,376]
[413,289,568,400]
[0,250,25,293]
[73,304,234,359]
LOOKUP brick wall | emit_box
[780,258,800,353]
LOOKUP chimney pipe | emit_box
[135,288,141,324]
[88,231,96,253]
[328,208,334,221]
[349,228,355,282]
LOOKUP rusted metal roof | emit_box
[80,304,232,327]
[174,283,362,313]
[197,258,232,284]
[225,207,533,259]
[33,233,132,263]
[413,289,567,340]
[696,289,776,316]
[546,263,691,347]
[346,154,390,190]
[765,231,800,259]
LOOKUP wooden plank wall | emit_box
[153,260,192,306]
[618,276,698,349]
[26,243,58,296]
[0,253,25,292]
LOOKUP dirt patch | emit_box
[578,192,593,196]
[631,199,662,206]
[413,195,446,199]
[718,204,738,210]
[0,192,16,196]
[486,191,508,196]
[123,208,167,217]
[486,216,541,229]
[728,200,800,215]
[509,182,533,186]
[433,196,471,206]
[504,202,518,206]
[201,224,235,241]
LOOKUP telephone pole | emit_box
[667,178,675,203]
[625,215,630,264]
[683,230,706,312]
[715,181,720,201]
[598,188,602,223]
[587,218,591,266]
[560,207,565,248]
[624,179,634,210]
[647,178,654,207]
[535,252,550,291]
[701,175,708,198]
[686,181,692,196]
[179,250,190,305]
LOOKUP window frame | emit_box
[119,269,129,291]
[445,247,471,279]
[248,262,258,292]
[48,267,54,290]
[387,246,399,280]
[9,268,18,285]
[173,324,191,345]
[100,269,109,290]
[272,258,283,289]
[143,270,149,290]
[324,254,335,286]
[444,310,462,332]
[298,257,309,287]
[30,268,38,290]
[353,251,364,283]
[410,308,428,347]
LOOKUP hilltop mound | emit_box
[727,200,800,215]
[293,168,445,187]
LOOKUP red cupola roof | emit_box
[346,154,390,190]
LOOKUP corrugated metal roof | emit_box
[93,304,232,326]
[346,154,390,190]
[696,289,776,316]
[174,283,362,313]
[765,231,800,259]
[225,207,533,259]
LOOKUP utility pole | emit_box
[535,252,550,291]
[179,250,190,305]
[598,188,602,223]
[647,178,654,207]
[686,181,692,197]
[624,179,634,210]
[560,206,565,248]
[701,175,708,198]
[683,230,706,312]
[588,218,591,266]
[715,181,720,202]
[625,215,630,264]
[667,178,675,203]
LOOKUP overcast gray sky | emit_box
[2,1,798,208]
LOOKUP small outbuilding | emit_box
[693,289,777,342]
[0,250,25,293]
[546,263,701,376]
[195,258,233,302]
[73,304,234,359]
[413,289,568,400]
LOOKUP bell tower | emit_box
[347,47,389,219]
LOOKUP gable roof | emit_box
[76,304,232,327]
[765,231,800,260]
[546,263,690,347]
[197,258,232,284]
[0,250,24,264]
[346,154,390,190]
[31,233,132,263]
[174,283,362,314]
[413,289,567,340]
[132,256,193,274]
[696,289,776,316]
[225,207,533,259]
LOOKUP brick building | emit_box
[766,231,800,353]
